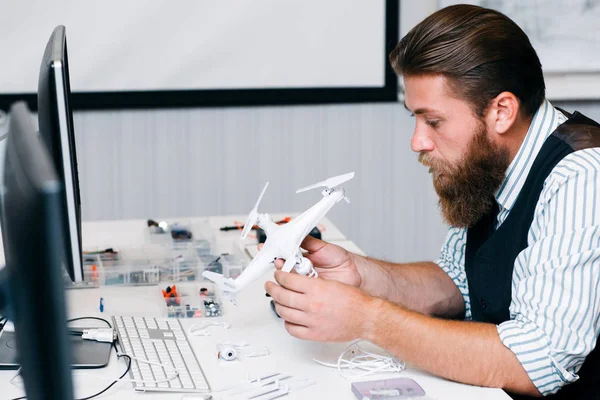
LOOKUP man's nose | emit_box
[411,128,434,153]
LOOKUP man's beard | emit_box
[419,125,510,228]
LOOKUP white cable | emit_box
[187,319,230,336]
[337,341,405,379]
[10,352,180,388]
[74,351,180,385]
[9,347,179,391]
[313,340,405,380]
[74,370,179,385]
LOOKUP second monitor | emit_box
[37,25,83,283]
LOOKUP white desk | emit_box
[1,214,510,400]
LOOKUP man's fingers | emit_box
[274,270,313,293]
[274,258,285,270]
[273,302,309,326]
[265,281,306,310]
[284,321,313,340]
[258,243,264,251]
[300,235,328,253]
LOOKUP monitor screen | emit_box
[1,101,74,399]
[37,25,83,283]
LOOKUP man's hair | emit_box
[389,4,545,117]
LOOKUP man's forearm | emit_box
[353,255,464,318]
[364,299,541,397]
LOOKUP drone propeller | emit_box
[296,172,355,194]
[241,182,269,239]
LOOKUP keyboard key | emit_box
[181,378,194,389]
[168,320,182,331]
[170,380,182,389]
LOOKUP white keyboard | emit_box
[113,316,210,393]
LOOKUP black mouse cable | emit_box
[10,316,132,400]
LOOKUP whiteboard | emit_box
[0,0,398,109]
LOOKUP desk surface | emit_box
[0,214,510,400]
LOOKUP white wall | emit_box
[401,0,437,36]
[71,101,447,263]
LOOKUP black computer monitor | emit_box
[37,25,83,283]
[0,102,74,399]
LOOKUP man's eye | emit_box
[426,120,439,128]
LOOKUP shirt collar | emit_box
[495,99,567,211]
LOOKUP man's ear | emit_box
[485,91,520,135]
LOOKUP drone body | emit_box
[202,172,354,304]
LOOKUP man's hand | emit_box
[264,270,540,396]
[259,235,362,287]
[264,270,374,342]
[258,235,464,318]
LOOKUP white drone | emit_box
[202,172,355,304]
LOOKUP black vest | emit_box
[465,110,600,399]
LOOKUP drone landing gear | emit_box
[294,256,318,278]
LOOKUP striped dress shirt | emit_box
[436,99,600,395]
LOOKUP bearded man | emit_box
[264,4,600,399]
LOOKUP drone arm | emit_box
[241,182,270,239]
[282,257,296,273]
[257,214,279,236]
[291,190,342,240]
